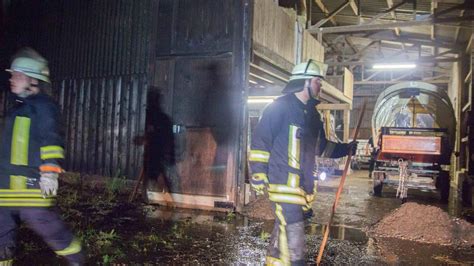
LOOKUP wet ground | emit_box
[13,171,474,265]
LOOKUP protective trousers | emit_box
[0,207,84,265]
[266,203,305,266]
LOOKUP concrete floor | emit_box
[313,170,472,228]
[18,169,472,264]
[141,170,474,265]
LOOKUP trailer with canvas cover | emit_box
[371,81,455,202]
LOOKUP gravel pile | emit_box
[370,202,474,247]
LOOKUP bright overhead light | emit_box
[247,98,274,104]
[373,63,416,69]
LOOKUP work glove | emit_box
[39,172,59,198]
[347,140,358,156]
[303,193,315,220]
[250,173,268,196]
[251,183,265,196]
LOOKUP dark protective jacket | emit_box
[249,94,348,206]
[0,93,64,207]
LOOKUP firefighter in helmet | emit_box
[0,48,83,265]
[249,59,357,265]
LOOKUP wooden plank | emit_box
[302,30,325,62]
[314,0,337,26]
[147,191,232,211]
[250,63,289,83]
[355,80,450,85]
[312,1,350,28]
[386,0,401,36]
[343,110,350,142]
[317,103,351,110]
[310,15,474,34]
[253,0,295,65]
[321,80,352,105]
[343,68,354,100]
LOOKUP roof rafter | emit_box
[347,34,463,50]
[326,57,460,67]
[386,0,401,36]
[308,15,474,34]
[348,0,358,16]
[313,0,350,28]
[313,0,337,26]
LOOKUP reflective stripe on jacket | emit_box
[249,94,348,205]
[0,93,64,206]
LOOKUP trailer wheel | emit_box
[372,172,384,197]
[438,171,450,203]
[373,181,383,196]
[351,160,360,170]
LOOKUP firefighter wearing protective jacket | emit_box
[0,48,83,265]
[249,60,356,265]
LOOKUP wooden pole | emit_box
[129,166,145,203]
[316,100,367,265]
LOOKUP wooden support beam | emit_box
[430,2,471,18]
[392,71,413,81]
[343,110,350,142]
[250,63,289,83]
[314,0,337,26]
[422,74,449,81]
[321,80,352,105]
[354,79,449,85]
[386,0,401,36]
[313,1,350,28]
[363,71,381,81]
[347,41,378,60]
[365,65,451,74]
[319,13,472,29]
[346,35,463,50]
[317,103,351,110]
[368,0,407,24]
[308,15,474,34]
[431,1,438,41]
[454,10,465,43]
[249,72,275,84]
[326,57,459,66]
[348,0,358,16]
[344,36,358,54]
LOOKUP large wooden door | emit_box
[146,0,251,210]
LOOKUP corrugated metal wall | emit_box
[58,75,148,178]
[52,0,156,178]
[2,0,158,178]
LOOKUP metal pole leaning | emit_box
[316,100,367,265]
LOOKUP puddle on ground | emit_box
[12,171,474,264]
[13,204,474,265]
